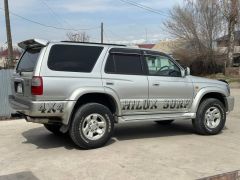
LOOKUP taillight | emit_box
[31,76,43,95]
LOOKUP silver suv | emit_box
[9,39,234,149]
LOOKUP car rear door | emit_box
[102,48,149,115]
[11,39,47,100]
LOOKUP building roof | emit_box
[152,39,183,54]
[216,31,240,42]
[0,49,21,58]
[137,44,155,49]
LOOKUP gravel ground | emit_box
[0,89,239,180]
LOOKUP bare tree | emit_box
[164,0,224,74]
[219,0,239,67]
[66,32,90,42]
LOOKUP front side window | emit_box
[144,55,181,77]
[105,53,143,75]
[48,45,103,72]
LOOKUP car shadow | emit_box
[22,120,194,150]
[21,125,116,150]
[113,120,195,141]
[22,126,76,150]
[0,171,39,180]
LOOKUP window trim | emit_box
[143,54,183,77]
[104,51,146,76]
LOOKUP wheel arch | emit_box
[191,88,228,113]
[62,90,121,128]
[72,92,119,115]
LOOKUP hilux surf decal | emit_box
[121,99,191,111]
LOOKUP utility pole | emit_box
[4,0,14,68]
[227,0,238,67]
[101,22,104,44]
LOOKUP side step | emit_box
[118,113,196,123]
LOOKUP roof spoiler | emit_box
[18,39,49,49]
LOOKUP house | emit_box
[137,44,155,49]
[216,31,240,67]
[0,48,21,68]
[152,39,183,55]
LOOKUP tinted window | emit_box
[105,53,143,75]
[48,45,103,72]
[145,55,181,77]
[17,48,41,72]
[105,54,115,73]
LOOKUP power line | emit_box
[105,26,127,40]
[39,0,74,29]
[0,7,100,32]
[119,0,170,17]
[120,0,169,16]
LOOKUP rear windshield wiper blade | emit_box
[16,68,33,73]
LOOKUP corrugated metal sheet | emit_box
[0,69,15,117]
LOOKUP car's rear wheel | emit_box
[44,124,63,135]
[155,120,174,125]
[69,103,114,149]
[192,98,226,135]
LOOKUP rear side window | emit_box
[105,53,143,75]
[17,48,41,72]
[48,45,103,72]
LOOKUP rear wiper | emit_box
[16,68,33,73]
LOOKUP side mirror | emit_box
[185,67,190,76]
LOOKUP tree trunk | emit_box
[227,0,238,67]
[228,21,235,67]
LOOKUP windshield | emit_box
[17,48,41,72]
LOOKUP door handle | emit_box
[153,83,160,86]
[106,82,114,85]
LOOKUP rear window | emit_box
[17,48,41,72]
[47,45,103,72]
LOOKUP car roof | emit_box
[18,39,166,55]
[57,41,166,55]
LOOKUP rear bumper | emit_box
[8,95,75,124]
[9,95,31,111]
[225,96,234,113]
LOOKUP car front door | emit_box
[143,51,194,114]
[102,48,149,115]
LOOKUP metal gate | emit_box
[0,69,15,117]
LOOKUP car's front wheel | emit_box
[69,103,114,149]
[192,98,226,135]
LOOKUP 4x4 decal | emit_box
[38,103,64,113]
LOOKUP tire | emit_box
[192,98,226,135]
[69,103,114,149]
[44,124,63,135]
[155,120,174,125]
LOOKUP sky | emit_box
[0,0,183,46]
